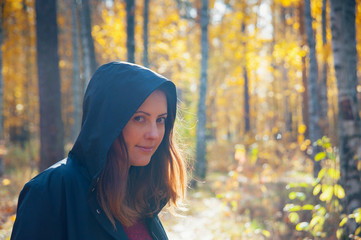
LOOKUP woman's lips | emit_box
[136,146,154,153]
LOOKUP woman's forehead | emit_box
[136,90,168,114]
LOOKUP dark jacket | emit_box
[11,62,177,240]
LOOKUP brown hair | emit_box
[97,86,186,227]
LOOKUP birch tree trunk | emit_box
[71,0,81,142]
[35,0,64,170]
[305,0,322,177]
[126,0,135,63]
[330,0,361,236]
[79,0,97,90]
[195,0,208,180]
[143,0,149,67]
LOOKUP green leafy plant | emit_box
[284,136,345,239]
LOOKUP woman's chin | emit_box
[130,159,151,167]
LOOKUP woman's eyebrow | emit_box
[135,111,167,116]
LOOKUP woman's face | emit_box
[122,90,168,166]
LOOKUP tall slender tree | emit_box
[35,0,64,170]
[319,0,329,136]
[0,2,4,176]
[71,0,81,142]
[281,7,292,134]
[305,0,322,177]
[330,0,361,236]
[22,0,32,146]
[269,0,279,135]
[143,0,149,67]
[195,0,208,180]
[298,0,310,140]
[241,20,250,134]
[126,0,135,63]
[79,0,97,90]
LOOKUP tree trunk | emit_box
[270,0,279,134]
[35,0,64,170]
[79,0,97,90]
[244,66,250,133]
[22,0,32,146]
[71,0,81,142]
[319,0,329,136]
[241,21,250,133]
[281,7,292,135]
[304,0,322,177]
[126,0,135,63]
[143,0,149,67]
[330,0,361,236]
[298,0,310,140]
[195,0,208,180]
[0,2,4,176]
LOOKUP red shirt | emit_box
[122,219,153,240]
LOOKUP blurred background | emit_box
[0,0,361,239]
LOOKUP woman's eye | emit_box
[157,117,167,124]
[134,116,145,122]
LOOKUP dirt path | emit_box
[161,196,230,240]
[160,188,266,240]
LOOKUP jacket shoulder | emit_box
[11,166,66,240]
[29,157,89,188]
[11,158,89,240]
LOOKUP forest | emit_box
[1,0,361,239]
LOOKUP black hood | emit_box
[69,61,177,180]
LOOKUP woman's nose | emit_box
[145,123,159,139]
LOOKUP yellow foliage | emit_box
[336,228,344,239]
[293,22,300,30]
[3,0,38,137]
[355,208,361,223]
[300,139,311,151]
[327,168,340,180]
[274,0,299,7]
[93,5,127,61]
[355,227,361,236]
[298,135,305,145]
[320,184,333,202]
[339,217,348,227]
[309,215,323,228]
[334,184,345,199]
[313,184,321,196]
[298,124,307,134]
[2,178,11,186]
[10,0,23,10]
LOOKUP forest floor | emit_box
[160,186,267,240]
[0,167,37,240]
[160,171,307,240]
[0,183,17,240]
[0,167,313,240]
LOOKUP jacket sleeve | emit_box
[10,180,66,240]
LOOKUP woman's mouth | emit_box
[136,146,154,152]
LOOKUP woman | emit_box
[11,62,187,240]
